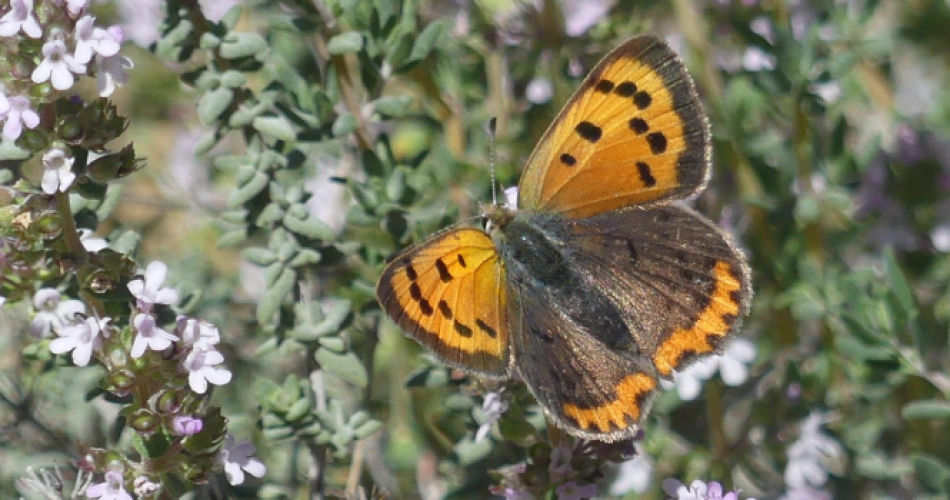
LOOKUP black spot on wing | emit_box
[435,258,452,282]
[646,132,667,154]
[409,283,422,301]
[560,153,577,166]
[438,300,453,319]
[419,298,433,316]
[404,260,417,281]
[575,121,603,143]
[614,81,637,97]
[633,91,652,110]
[629,117,649,135]
[636,162,657,187]
[453,321,473,337]
[476,318,497,338]
[594,79,615,93]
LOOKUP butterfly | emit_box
[376,36,752,442]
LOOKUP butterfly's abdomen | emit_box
[502,215,634,351]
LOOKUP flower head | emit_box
[526,77,553,104]
[49,316,109,366]
[132,475,160,497]
[182,347,232,394]
[218,434,266,485]
[95,27,132,97]
[662,479,752,500]
[474,391,507,442]
[0,0,42,38]
[85,464,131,500]
[663,338,757,400]
[784,412,845,489]
[41,148,76,194]
[1,95,40,140]
[172,415,204,436]
[30,288,85,338]
[177,317,221,350]
[74,16,121,63]
[128,261,179,312]
[130,312,178,358]
[32,38,87,90]
[79,228,108,252]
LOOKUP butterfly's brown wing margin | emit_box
[376,228,511,377]
[517,36,710,219]
[563,205,752,379]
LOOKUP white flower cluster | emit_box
[0,0,133,141]
[38,261,233,394]
[34,261,267,490]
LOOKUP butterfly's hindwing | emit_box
[506,272,659,442]
[560,205,752,378]
[501,215,659,440]
[517,36,710,219]
[376,228,511,377]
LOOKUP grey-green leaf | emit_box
[283,213,335,240]
[197,88,234,125]
[253,116,296,141]
[327,32,364,55]
[407,22,444,65]
[258,267,295,327]
[315,349,368,388]
[373,96,413,118]
[903,400,950,420]
[220,32,268,59]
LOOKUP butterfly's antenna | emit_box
[488,117,498,207]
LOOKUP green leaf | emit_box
[885,249,917,319]
[227,171,269,207]
[283,212,335,240]
[903,400,950,420]
[332,113,359,137]
[253,116,296,141]
[242,247,278,266]
[316,349,368,388]
[216,228,248,247]
[220,32,268,59]
[327,32,364,55]
[354,419,382,439]
[288,248,323,267]
[193,129,220,154]
[219,70,248,88]
[405,21,443,66]
[373,96,413,118]
[197,87,234,125]
[912,453,950,493]
[317,336,346,353]
[258,267,295,327]
[285,398,313,422]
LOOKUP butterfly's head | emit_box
[480,201,516,236]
